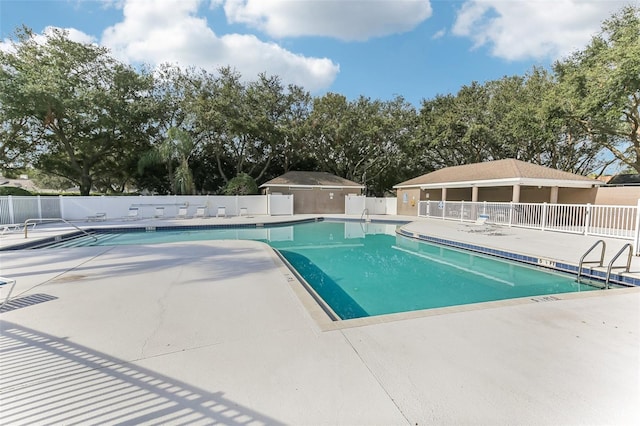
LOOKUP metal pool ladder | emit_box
[577,240,634,289]
[577,240,605,284]
[604,243,633,289]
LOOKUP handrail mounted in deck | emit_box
[605,243,633,289]
[577,240,606,283]
[24,218,98,242]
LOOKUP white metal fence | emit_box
[418,200,640,250]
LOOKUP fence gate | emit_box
[345,194,366,215]
[268,194,293,215]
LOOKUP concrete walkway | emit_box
[1,216,639,424]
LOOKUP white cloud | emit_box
[432,28,446,40]
[100,0,338,92]
[0,26,97,53]
[452,0,629,61]
[221,0,433,41]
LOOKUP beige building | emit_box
[394,159,602,216]
[260,171,364,214]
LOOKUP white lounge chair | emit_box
[87,213,106,222]
[125,207,139,220]
[194,206,207,218]
[177,206,188,219]
[1,222,37,236]
[1,223,22,236]
[239,207,248,217]
[154,207,165,219]
[475,214,489,225]
[463,213,501,234]
[216,206,226,218]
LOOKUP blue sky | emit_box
[0,0,634,106]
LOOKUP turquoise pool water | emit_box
[54,221,596,319]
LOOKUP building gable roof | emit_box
[260,171,364,188]
[394,159,599,189]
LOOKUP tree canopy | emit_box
[0,27,155,195]
[554,5,640,172]
[1,6,638,195]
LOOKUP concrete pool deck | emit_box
[1,215,639,424]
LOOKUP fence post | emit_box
[37,195,42,219]
[59,195,65,220]
[442,201,446,220]
[482,201,487,215]
[634,199,640,255]
[8,195,14,224]
[460,200,464,222]
[541,202,548,231]
[584,203,591,235]
[508,202,513,227]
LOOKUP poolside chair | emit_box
[216,206,226,218]
[464,214,502,234]
[86,213,107,222]
[194,206,207,218]
[177,206,188,219]
[1,223,23,236]
[239,207,248,217]
[475,214,489,225]
[124,207,139,220]
[0,222,37,236]
[154,207,165,219]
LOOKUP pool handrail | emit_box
[577,240,606,283]
[23,218,98,242]
[604,243,633,289]
[361,208,370,223]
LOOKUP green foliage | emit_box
[2,6,636,196]
[29,168,74,190]
[223,173,259,195]
[0,186,32,196]
[138,126,196,194]
[415,69,604,175]
[0,27,155,195]
[305,93,417,194]
[554,5,640,171]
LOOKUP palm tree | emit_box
[138,127,196,194]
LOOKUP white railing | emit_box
[418,200,640,250]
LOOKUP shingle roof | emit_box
[261,171,364,188]
[394,159,598,187]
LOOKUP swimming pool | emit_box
[37,220,597,320]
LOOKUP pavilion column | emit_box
[512,185,521,203]
[441,187,447,201]
[550,186,559,204]
[472,186,478,202]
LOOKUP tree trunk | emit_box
[79,174,92,196]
